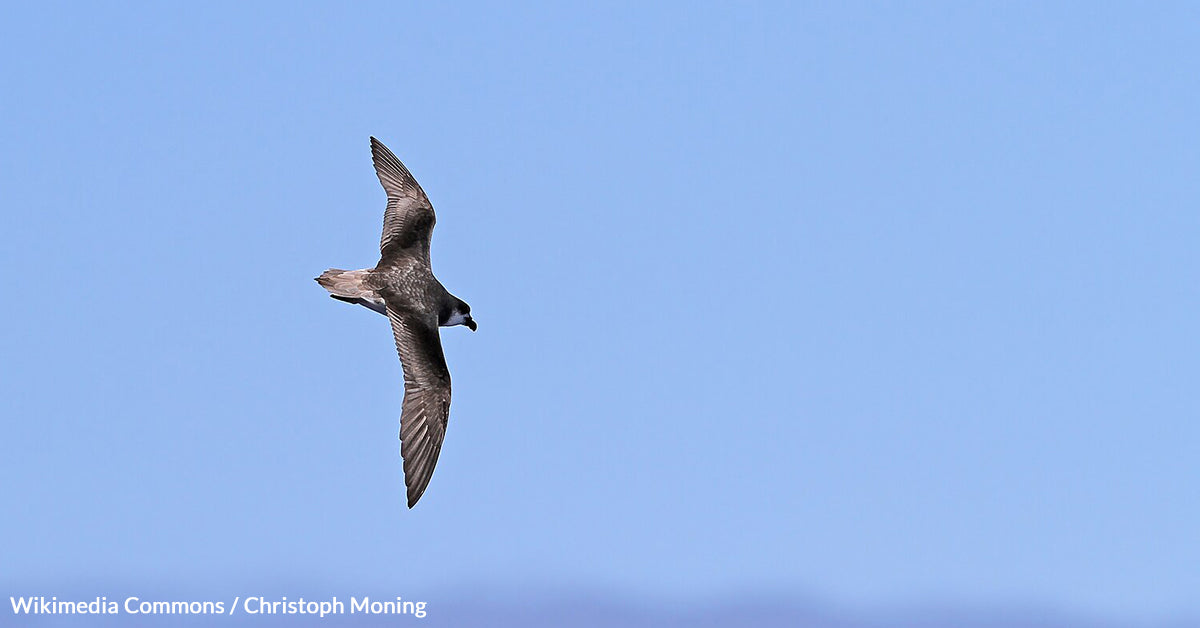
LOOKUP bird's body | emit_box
[317,137,476,508]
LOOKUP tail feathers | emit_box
[316,268,372,298]
[316,268,387,315]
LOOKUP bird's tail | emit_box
[315,268,375,299]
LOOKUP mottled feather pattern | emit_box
[371,136,436,260]
[318,137,471,508]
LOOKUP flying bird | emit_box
[317,137,476,508]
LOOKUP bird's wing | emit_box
[385,303,452,508]
[371,136,436,261]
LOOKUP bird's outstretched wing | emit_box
[384,303,452,508]
[371,136,436,261]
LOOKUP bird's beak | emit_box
[466,318,477,332]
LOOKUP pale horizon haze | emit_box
[2,3,1198,627]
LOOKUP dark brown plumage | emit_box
[317,137,476,508]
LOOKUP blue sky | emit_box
[2,2,1198,625]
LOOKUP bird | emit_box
[316,136,476,508]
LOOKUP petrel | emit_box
[316,137,476,508]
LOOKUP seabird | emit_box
[316,137,476,508]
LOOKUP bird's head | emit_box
[442,297,477,331]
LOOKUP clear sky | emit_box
[2,2,1198,625]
